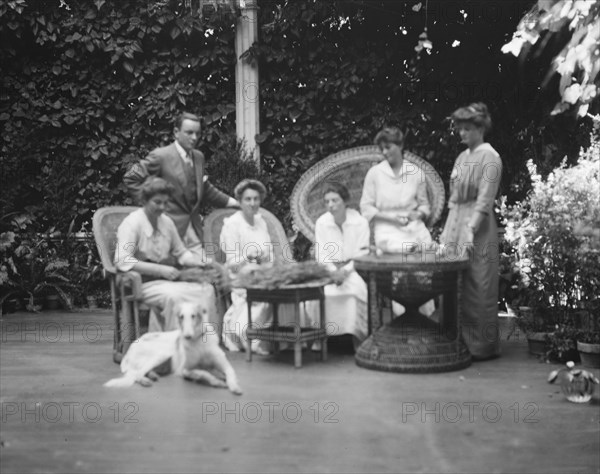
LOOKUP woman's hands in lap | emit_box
[407,210,424,222]
[160,266,180,281]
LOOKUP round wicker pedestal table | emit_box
[354,252,471,373]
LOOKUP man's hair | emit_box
[174,112,201,129]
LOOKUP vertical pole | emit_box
[319,288,327,361]
[246,295,252,362]
[368,272,377,334]
[235,0,260,167]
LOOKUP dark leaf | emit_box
[256,131,272,144]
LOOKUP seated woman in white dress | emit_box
[360,126,435,317]
[114,177,216,331]
[313,182,370,349]
[220,179,298,355]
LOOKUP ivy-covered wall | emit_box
[251,0,594,225]
[1,0,239,234]
[1,0,594,237]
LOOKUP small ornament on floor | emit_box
[548,361,599,403]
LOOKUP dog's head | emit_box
[164,300,215,341]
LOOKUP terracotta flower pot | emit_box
[527,331,551,356]
[86,295,98,309]
[45,294,61,310]
[2,298,19,314]
[577,341,600,369]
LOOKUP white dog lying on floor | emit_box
[104,300,242,395]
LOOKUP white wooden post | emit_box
[235,0,260,166]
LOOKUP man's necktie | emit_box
[185,154,194,178]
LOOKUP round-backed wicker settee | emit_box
[290,145,446,242]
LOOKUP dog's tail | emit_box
[104,374,137,388]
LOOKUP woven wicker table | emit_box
[243,279,329,368]
[354,252,472,373]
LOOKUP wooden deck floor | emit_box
[1,309,599,474]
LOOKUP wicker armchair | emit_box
[92,206,146,363]
[290,145,445,243]
[202,207,293,264]
[93,206,290,363]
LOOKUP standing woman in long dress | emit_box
[440,102,502,360]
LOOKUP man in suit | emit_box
[124,112,239,258]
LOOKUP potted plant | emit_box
[0,233,74,312]
[45,294,62,310]
[546,323,582,363]
[577,332,600,368]
[514,305,555,356]
[73,259,103,309]
[576,308,600,368]
[502,262,553,354]
[502,132,600,354]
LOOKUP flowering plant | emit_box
[546,323,583,362]
[502,131,600,325]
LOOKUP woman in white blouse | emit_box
[220,179,297,354]
[115,177,216,331]
[312,182,370,349]
[360,127,432,252]
[360,127,434,316]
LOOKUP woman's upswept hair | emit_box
[322,182,350,203]
[140,177,175,202]
[374,126,405,148]
[451,102,492,133]
[234,179,267,202]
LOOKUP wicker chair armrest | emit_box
[102,267,117,279]
[116,271,144,301]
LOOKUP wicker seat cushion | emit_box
[290,145,446,242]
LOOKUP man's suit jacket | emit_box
[124,143,230,240]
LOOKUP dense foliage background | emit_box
[0,0,597,307]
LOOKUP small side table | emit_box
[243,279,329,368]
